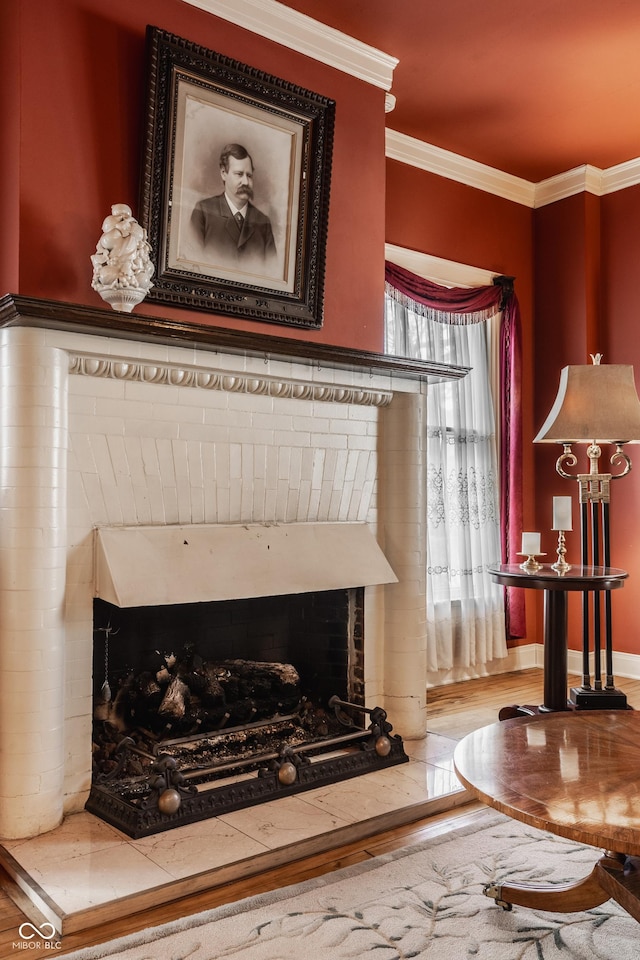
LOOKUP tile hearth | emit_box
[0,732,468,936]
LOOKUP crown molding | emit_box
[183,0,640,206]
[601,157,640,195]
[525,159,640,206]
[533,165,604,207]
[386,129,640,207]
[182,0,398,90]
[385,129,536,207]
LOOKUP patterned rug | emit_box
[64,811,638,959]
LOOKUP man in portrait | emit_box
[191,143,277,268]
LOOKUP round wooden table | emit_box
[453,711,640,920]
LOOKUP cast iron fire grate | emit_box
[87,695,409,838]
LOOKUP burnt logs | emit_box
[94,657,302,744]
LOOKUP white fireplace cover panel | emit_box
[94,522,398,607]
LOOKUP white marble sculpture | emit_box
[91,203,154,312]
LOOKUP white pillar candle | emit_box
[552,496,573,531]
[521,531,541,555]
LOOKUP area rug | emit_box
[64,811,638,959]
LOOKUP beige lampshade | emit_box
[534,364,640,444]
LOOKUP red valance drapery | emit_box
[385,261,525,640]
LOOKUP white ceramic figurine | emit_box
[91,203,154,312]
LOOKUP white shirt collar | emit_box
[226,196,247,218]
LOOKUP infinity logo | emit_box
[18,922,57,940]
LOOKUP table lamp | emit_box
[534,354,640,708]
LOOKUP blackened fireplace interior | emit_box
[88,588,408,837]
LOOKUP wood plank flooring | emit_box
[2,667,638,958]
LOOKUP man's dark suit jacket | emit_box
[191,194,277,263]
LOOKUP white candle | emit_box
[552,496,573,531]
[521,532,541,555]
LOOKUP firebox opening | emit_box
[88,587,408,838]
[91,588,366,787]
[92,587,363,729]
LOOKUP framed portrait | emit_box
[139,26,335,329]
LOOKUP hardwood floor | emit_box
[2,667,639,957]
[428,668,640,737]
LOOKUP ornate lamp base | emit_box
[570,686,628,710]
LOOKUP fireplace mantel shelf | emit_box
[0,294,468,384]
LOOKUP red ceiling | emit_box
[279,0,640,182]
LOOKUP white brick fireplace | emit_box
[0,297,465,839]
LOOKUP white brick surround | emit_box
[0,311,445,839]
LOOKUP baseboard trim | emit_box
[567,647,640,683]
[427,643,540,688]
[427,644,640,689]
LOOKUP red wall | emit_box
[533,193,599,596]
[534,189,640,656]
[600,186,640,654]
[386,160,539,645]
[8,0,639,659]
[0,2,21,288]
[2,0,386,351]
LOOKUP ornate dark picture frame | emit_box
[139,26,335,329]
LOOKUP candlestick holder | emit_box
[551,530,571,574]
[517,552,545,573]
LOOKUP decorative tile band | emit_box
[69,354,393,407]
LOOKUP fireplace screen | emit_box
[88,590,408,837]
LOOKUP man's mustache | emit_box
[238,186,253,198]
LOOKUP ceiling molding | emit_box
[183,0,640,206]
[386,130,640,207]
[385,129,536,207]
[533,165,604,208]
[601,157,640,195]
[182,0,398,90]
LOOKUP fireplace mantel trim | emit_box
[69,352,393,407]
[0,294,468,385]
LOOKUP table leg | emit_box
[597,855,640,923]
[542,589,569,711]
[484,852,624,914]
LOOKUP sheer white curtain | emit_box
[385,287,507,682]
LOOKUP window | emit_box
[384,249,512,681]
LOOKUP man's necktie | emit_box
[235,213,244,228]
